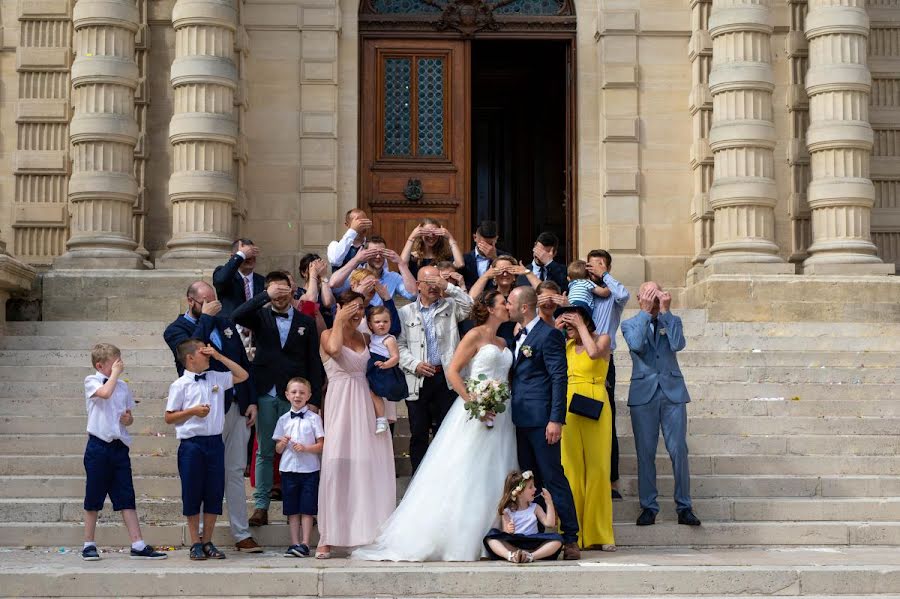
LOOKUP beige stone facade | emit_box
[0,0,896,309]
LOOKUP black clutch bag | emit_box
[569,393,603,420]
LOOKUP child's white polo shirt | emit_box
[165,370,233,440]
[273,408,325,473]
[84,372,135,447]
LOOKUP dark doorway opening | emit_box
[471,39,570,263]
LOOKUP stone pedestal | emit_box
[0,244,38,325]
[802,0,893,275]
[54,0,146,270]
[705,0,791,274]
[156,0,238,269]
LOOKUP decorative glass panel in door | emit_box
[361,40,468,254]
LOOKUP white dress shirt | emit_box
[272,407,325,473]
[515,315,541,360]
[327,228,361,268]
[166,370,234,439]
[84,372,135,446]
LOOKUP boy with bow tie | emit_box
[232,270,324,527]
[274,377,324,557]
[165,338,249,560]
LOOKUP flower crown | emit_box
[510,470,534,499]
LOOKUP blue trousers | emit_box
[516,426,579,544]
[629,387,692,513]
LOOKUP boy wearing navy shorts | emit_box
[82,343,167,561]
[165,338,249,560]
[273,377,324,557]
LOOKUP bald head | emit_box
[638,281,663,317]
[186,281,217,318]
[417,265,439,282]
[639,281,661,296]
[507,285,537,325]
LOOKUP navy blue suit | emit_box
[509,318,579,544]
[212,253,266,317]
[534,260,567,290]
[621,310,692,514]
[162,313,256,416]
[460,248,511,290]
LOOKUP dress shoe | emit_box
[677,509,701,526]
[235,537,263,553]
[248,508,268,527]
[611,489,623,502]
[562,542,581,560]
[636,508,656,526]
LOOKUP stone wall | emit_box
[0,0,895,304]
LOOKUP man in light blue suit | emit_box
[621,282,701,527]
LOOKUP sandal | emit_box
[202,542,226,559]
[505,550,521,563]
[189,542,207,561]
[600,544,617,552]
[521,551,535,563]
[315,546,331,559]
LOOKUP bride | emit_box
[352,289,518,561]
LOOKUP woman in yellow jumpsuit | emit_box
[556,305,615,550]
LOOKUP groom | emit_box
[507,286,580,560]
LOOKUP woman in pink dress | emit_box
[316,289,396,558]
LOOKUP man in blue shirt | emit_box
[587,249,630,500]
[328,235,417,306]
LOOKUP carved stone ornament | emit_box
[404,178,424,201]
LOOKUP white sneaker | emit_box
[375,417,389,434]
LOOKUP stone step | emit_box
[2,380,897,401]
[4,363,898,387]
[4,473,898,501]
[6,413,900,437]
[6,496,900,525]
[5,432,900,458]
[5,545,900,597]
[4,519,900,549]
[6,453,900,477]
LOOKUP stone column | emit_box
[706,0,791,273]
[55,0,146,269]
[157,0,238,267]
[802,0,892,273]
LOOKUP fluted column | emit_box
[55,0,145,269]
[802,0,892,273]
[157,0,237,267]
[706,0,791,273]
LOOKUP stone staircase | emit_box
[1,310,900,597]
[1,310,899,548]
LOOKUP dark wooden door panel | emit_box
[361,39,469,254]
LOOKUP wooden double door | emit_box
[360,37,574,260]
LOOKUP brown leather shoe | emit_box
[235,537,263,553]
[563,542,581,560]
[248,508,268,527]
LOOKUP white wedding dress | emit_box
[352,343,518,561]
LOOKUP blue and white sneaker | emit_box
[81,545,100,561]
[284,544,310,557]
[130,545,168,559]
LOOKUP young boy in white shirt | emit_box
[274,377,324,557]
[165,338,249,560]
[82,343,167,561]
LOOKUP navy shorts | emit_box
[83,435,136,512]
[177,434,225,517]
[281,471,319,516]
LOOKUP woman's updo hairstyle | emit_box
[336,289,365,308]
[472,289,503,326]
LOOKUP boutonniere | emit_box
[297,326,306,336]
[521,345,533,358]
[212,385,220,393]
[223,327,234,338]
[659,328,667,336]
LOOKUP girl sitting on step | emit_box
[483,470,564,563]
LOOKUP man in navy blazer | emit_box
[527,232,568,290]
[213,239,266,317]
[507,286,580,560]
[162,281,262,553]
[232,270,323,526]
[621,282,700,527]
[460,220,511,289]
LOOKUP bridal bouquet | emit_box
[463,374,510,429]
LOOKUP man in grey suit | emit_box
[621,282,701,527]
